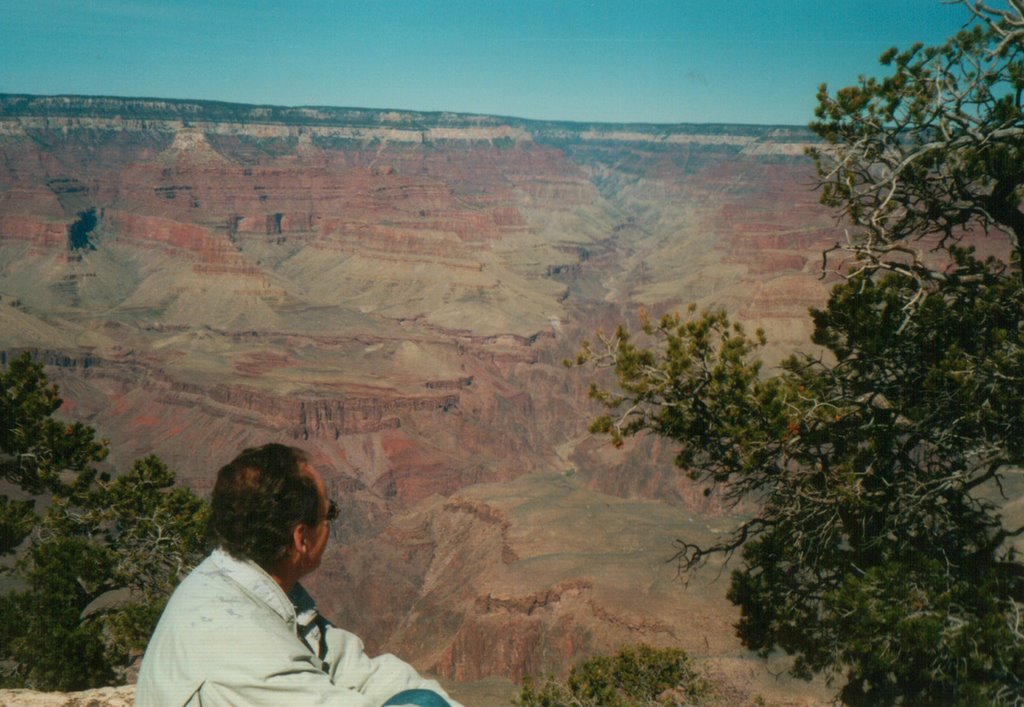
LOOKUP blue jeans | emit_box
[382,688,451,707]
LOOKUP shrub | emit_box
[516,644,712,707]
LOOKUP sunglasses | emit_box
[326,498,339,523]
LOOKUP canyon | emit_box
[0,94,842,703]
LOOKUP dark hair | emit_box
[208,443,320,569]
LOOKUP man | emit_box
[136,443,458,707]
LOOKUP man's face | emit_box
[298,463,331,575]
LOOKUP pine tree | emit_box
[0,353,209,690]
[575,2,1024,702]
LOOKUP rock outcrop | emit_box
[0,686,135,707]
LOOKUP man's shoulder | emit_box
[167,552,235,602]
[152,550,304,664]
[164,551,283,623]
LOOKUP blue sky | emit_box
[2,0,968,125]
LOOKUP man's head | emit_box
[209,443,336,576]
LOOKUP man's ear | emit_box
[290,523,308,556]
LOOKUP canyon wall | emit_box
[0,94,840,702]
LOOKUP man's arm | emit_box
[193,667,378,707]
[138,629,380,707]
[320,626,462,707]
[289,583,461,707]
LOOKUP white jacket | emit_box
[135,549,460,706]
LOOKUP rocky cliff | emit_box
[0,94,840,702]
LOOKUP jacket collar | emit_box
[209,548,297,628]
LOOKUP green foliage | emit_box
[0,496,35,555]
[0,351,107,497]
[580,269,1024,703]
[808,0,1024,270]
[516,644,711,707]
[2,538,119,689]
[575,2,1024,703]
[581,261,1024,700]
[0,353,209,690]
[580,307,773,472]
